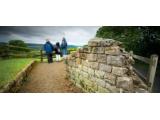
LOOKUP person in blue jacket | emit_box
[44,39,54,63]
[61,37,68,58]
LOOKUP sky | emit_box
[0,26,100,46]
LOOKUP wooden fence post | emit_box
[40,50,43,62]
[147,54,158,92]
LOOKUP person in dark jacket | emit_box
[61,37,68,58]
[44,39,54,63]
[55,42,61,61]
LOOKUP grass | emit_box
[0,58,34,88]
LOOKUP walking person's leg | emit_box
[59,54,61,61]
[50,53,53,63]
[47,54,50,63]
[56,54,58,62]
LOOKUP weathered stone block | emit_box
[107,55,125,67]
[104,73,116,85]
[92,47,105,54]
[104,79,115,85]
[117,77,133,91]
[100,40,112,47]
[99,64,112,72]
[104,73,116,80]
[89,62,99,69]
[80,53,87,60]
[97,54,107,63]
[95,70,105,79]
[87,54,97,62]
[105,46,121,55]
[83,46,91,53]
[88,40,101,47]
[112,67,128,76]
[78,48,83,53]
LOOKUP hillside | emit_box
[27,43,81,50]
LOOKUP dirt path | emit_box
[19,62,82,93]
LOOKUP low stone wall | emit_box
[0,60,36,93]
[66,38,148,93]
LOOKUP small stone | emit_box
[99,64,112,72]
[83,46,91,53]
[87,54,97,62]
[89,62,99,69]
[80,53,87,60]
[97,54,107,63]
[117,77,133,91]
[92,47,105,54]
[105,46,121,55]
[112,67,128,76]
[88,39,101,47]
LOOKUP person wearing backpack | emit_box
[55,42,61,62]
[61,37,68,59]
[43,39,54,63]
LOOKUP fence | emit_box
[130,51,159,92]
[40,50,57,62]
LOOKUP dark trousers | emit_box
[47,53,53,63]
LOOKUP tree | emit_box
[9,40,27,48]
[96,26,160,57]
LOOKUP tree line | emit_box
[96,26,160,57]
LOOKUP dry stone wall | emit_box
[66,38,148,93]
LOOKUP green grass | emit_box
[0,58,34,88]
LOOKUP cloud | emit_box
[0,26,100,45]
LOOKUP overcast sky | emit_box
[0,26,100,45]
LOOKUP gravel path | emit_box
[19,62,82,93]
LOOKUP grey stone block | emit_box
[87,54,97,62]
[117,77,133,91]
[112,67,128,76]
[97,54,107,63]
[99,64,112,72]
[107,55,125,67]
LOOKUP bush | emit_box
[9,40,27,48]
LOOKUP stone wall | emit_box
[0,60,36,93]
[66,38,148,93]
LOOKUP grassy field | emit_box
[0,58,34,88]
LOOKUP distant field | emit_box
[0,58,34,88]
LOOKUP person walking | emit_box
[55,42,61,62]
[61,37,68,59]
[44,39,54,63]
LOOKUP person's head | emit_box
[56,42,60,47]
[46,38,50,42]
[62,37,66,43]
